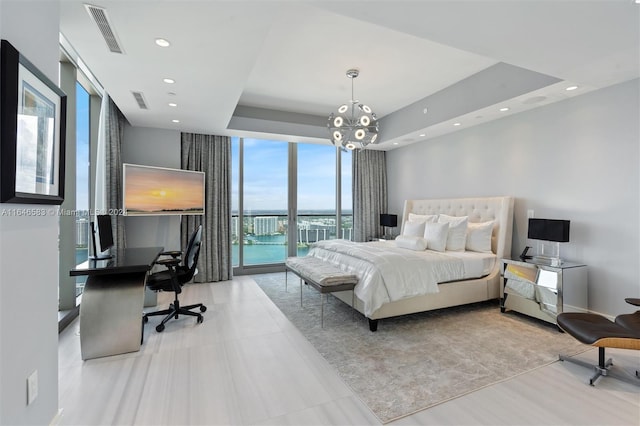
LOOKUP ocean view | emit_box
[231,234,311,266]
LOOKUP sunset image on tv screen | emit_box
[123,164,205,215]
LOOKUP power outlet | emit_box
[27,370,38,405]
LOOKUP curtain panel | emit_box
[95,94,127,249]
[352,150,388,242]
[181,133,232,282]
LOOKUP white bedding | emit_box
[308,239,496,316]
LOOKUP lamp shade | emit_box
[528,218,570,242]
[380,214,398,228]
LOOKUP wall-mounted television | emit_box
[123,163,205,216]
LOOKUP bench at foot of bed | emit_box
[285,256,358,327]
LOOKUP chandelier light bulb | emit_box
[338,104,349,113]
[360,115,370,126]
[346,142,356,150]
[355,129,366,140]
[333,116,344,127]
[333,131,342,141]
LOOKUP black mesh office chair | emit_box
[143,225,207,332]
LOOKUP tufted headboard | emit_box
[400,196,515,260]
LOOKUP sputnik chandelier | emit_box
[327,69,379,150]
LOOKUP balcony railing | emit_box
[232,213,352,266]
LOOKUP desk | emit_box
[71,246,163,360]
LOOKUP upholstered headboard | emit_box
[400,196,515,260]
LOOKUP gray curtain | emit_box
[352,150,388,242]
[97,94,126,249]
[181,133,232,282]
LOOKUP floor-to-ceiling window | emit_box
[75,82,90,296]
[297,143,337,256]
[232,137,352,274]
[59,38,102,325]
[341,149,353,240]
[243,138,289,266]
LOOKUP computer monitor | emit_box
[90,215,114,260]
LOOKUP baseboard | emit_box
[58,306,79,333]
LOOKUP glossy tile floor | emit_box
[58,276,640,425]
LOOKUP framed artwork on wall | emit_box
[0,39,67,204]
[123,163,205,216]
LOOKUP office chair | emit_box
[143,225,207,332]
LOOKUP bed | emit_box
[308,196,514,331]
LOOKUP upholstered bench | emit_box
[285,256,358,327]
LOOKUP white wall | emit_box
[387,79,640,318]
[122,125,183,251]
[0,1,61,424]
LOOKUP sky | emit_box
[231,137,352,213]
[76,82,90,210]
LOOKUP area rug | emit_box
[253,272,588,423]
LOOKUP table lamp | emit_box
[527,218,570,266]
[380,214,398,240]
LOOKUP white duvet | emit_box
[308,239,494,316]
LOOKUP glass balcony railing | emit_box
[232,213,353,267]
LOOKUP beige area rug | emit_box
[253,272,588,423]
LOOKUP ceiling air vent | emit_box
[132,91,148,110]
[84,4,124,54]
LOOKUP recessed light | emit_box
[453,122,461,126]
[419,133,426,137]
[565,85,578,91]
[499,107,509,112]
[393,142,399,145]
[155,38,171,47]
[163,78,175,84]
[172,119,180,123]
[168,103,177,107]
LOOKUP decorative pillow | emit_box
[395,235,428,251]
[402,220,426,237]
[438,214,468,251]
[408,213,438,223]
[423,222,449,252]
[466,221,494,253]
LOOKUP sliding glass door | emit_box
[232,137,352,274]
[296,143,336,256]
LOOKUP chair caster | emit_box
[197,315,203,324]
[200,305,207,313]
[156,324,165,332]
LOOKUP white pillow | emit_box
[408,213,438,223]
[423,222,449,252]
[438,214,468,251]
[395,235,428,251]
[402,220,426,237]
[466,221,494,253]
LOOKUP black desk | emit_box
[71,247,163,360]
